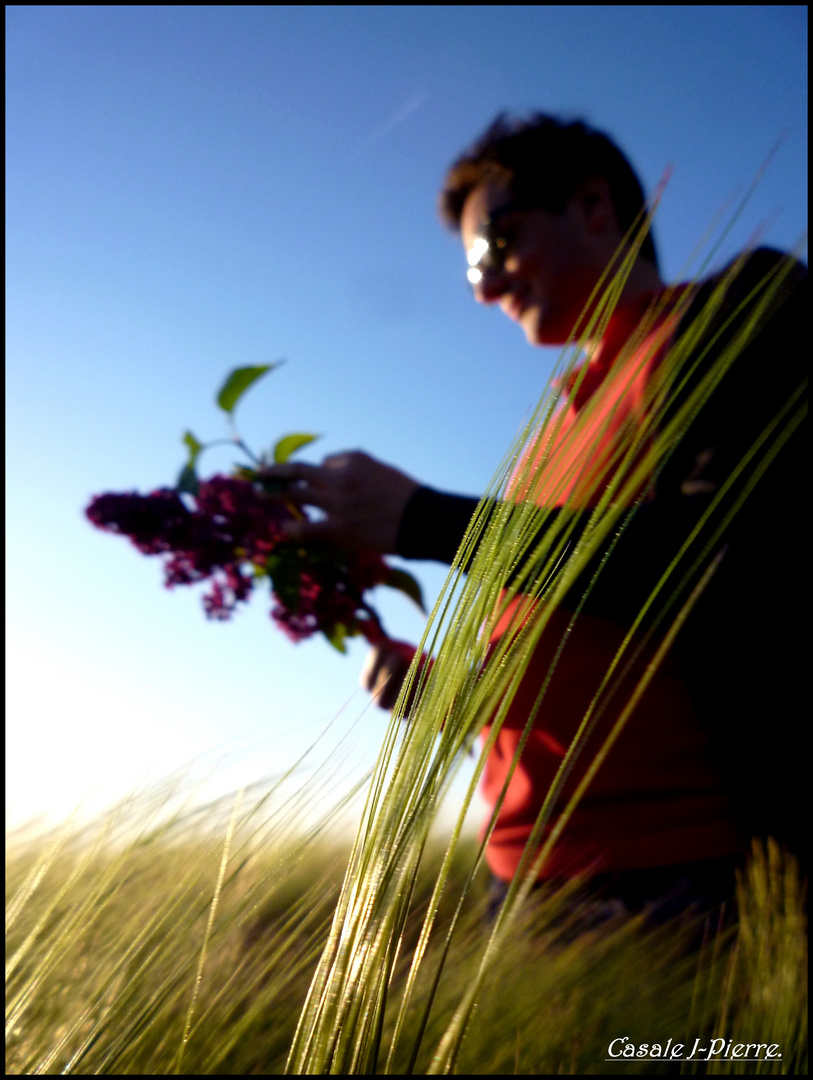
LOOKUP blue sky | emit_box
[6,5,807,830]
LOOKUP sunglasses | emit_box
[465,202,520,285]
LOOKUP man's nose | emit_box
[473,266,510,304]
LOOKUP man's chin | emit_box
[518,307,544,345]
[520,308,568,348]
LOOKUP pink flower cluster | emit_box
[86,476,389,643]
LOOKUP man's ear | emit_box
[572,175,616,236]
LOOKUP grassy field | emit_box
[6,775,807,1075]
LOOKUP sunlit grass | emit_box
[6,780,806,1075]
[5,771,354,1075]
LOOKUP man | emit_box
[265,114,807,918]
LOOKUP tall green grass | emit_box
[6,783,806,1073]
[6,760,364,1075]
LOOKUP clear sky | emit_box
[6,5,807,831]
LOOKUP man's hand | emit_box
[360,639,425,712]
[261,451,420,553]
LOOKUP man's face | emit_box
[460,178,614,346]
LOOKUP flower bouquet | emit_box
[85,365,424,651]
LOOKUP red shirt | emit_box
[481,291,743,881]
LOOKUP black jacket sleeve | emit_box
[396,487,483,565]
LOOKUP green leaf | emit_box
[176,463,199,496]
[177,431,204,494]
[265,546,304,611]
[273,433,320,464]
[258,475,294,495]
[232,465,259,482]
[182,430,204,467]
[383,566,426,612]
[216,363,281,415]
[324,623,349,653]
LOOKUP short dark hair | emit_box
[439,112,660,270]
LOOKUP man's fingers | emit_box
[263,450,420,554]
[322,451,358,470]
[261,452,363,485]
[376,677,403,713]
[360,645,386,692]
[263,460,359,498]
[261,463,340,515]
[260,461,324,483]
[360,641,419,710]
[281,516,338,544]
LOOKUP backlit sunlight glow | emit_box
[467,236,489,266]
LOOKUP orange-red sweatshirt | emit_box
[480,289,742,880]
